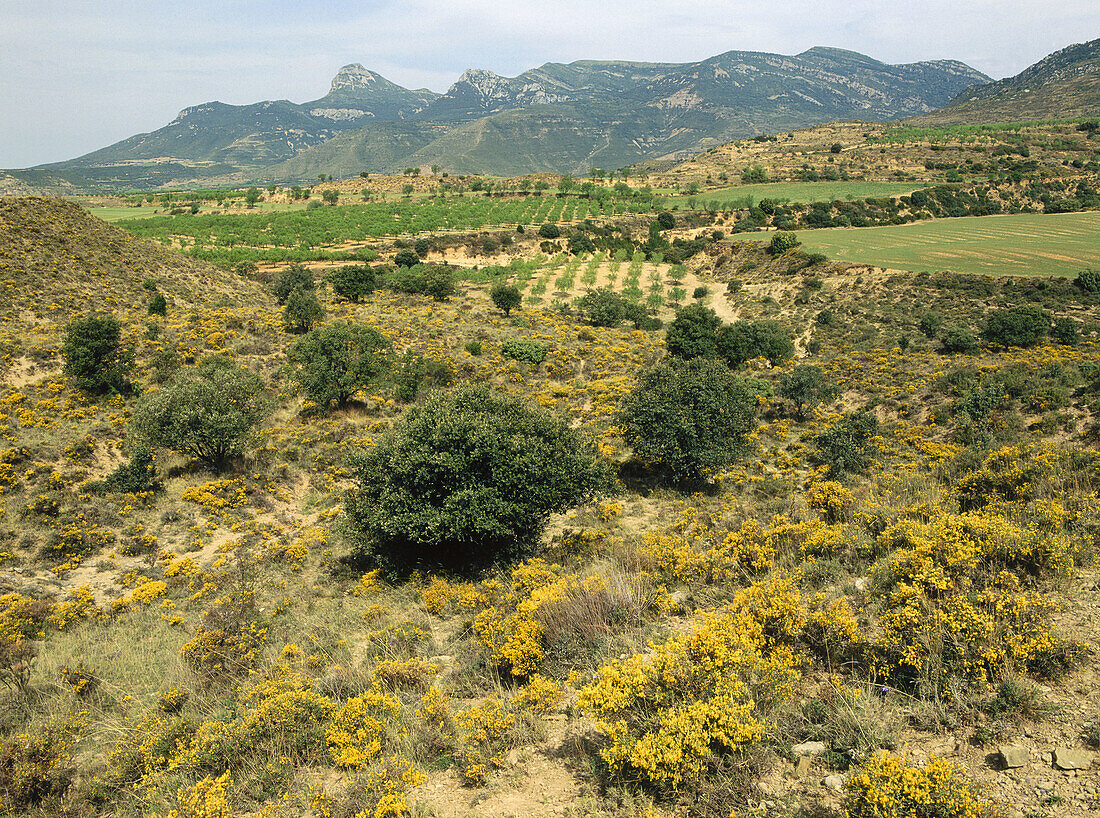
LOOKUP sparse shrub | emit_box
[575,288,630,327]
[148,292,167,316]
[920,312,944,338]
[99,446,163,494]
[844,752,990,818]
[768,231,800,255]
[394,249,420,268]
[130,358,266,471]
[718,319,794,368]
[982,305,1050,348]
[813,411,879,476]
[283,287,324,333]
[501,338,547,364]
[272,263,314,305]
[288,323,392,410]
[464,340,482,356]
[328,265,376,303]
[618,357,761,486]
[568,232,596,255]
[345,384,606,574]
[1051,317,1079,345]
[180,590,267,679]
[666,303,722,359]
[1074,269,1100,292]
[0,715,84,811]
[62,315,134,394]
[779,364,838,417]
[490,281,522,316]
[692,285,709,299]
[939,325,978,354]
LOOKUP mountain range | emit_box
[910,37,1100,125]
[5,47,991,190]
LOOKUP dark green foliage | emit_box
[939,325,979,354]
[779,365,839,418]
[575,288,631,327]
[288,323,392,410]
[656,211,675,230]
[283,287,324,334]
[501,338,547,364]
[1075,269,1100,292]
[981,305,1050,348]
[148,292,167,316]
[618,357,760,487]
[568,233,596,255]
[322,189,339,205]
[716,320,794,368]
[666,304,722,359]
[61,316,134,395]
[99,446,163,494]
[1051,317,1080,346]
[328,265,376,303]
[768,231,800,255]
[813,411,879,476]
[692,285,710,299]
[538,223,561,239]
[414,238,432,258]
[382,265,456,301]
[919,313,944,338]
[345,384,606,574]
[490,282,522,316]
[394,249,420,268]
[272,263,314,305]
[393,353,454,403]
[953,384,1005,446]
[130,359,266,471]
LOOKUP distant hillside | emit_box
[0,197,262,320]
[4,48,989,190]
[911,38,1100,124]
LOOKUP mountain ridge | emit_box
[5,47,992,190]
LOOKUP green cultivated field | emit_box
[702,181,925,206]
[784,212,1100,277]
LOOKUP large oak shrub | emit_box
[345,384,606,574]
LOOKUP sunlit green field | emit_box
[702,181,926,206]
[754,211,1100,277]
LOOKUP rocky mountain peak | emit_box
[330,64,379,94]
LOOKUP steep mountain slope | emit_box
[9,48,990,188]
[910,38,1100,124]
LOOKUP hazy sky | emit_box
[1,0,1096,168]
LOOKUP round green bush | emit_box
[345,385,606,573]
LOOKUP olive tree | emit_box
[345,384,606,574]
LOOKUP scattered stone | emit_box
[999,745,1029,769]
[1038,780,1056,791]
[824,774,846,791]
[1053,749,1093,770]
[930,738,959,756]
[793,741,827,756]
[794,755,812,778]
